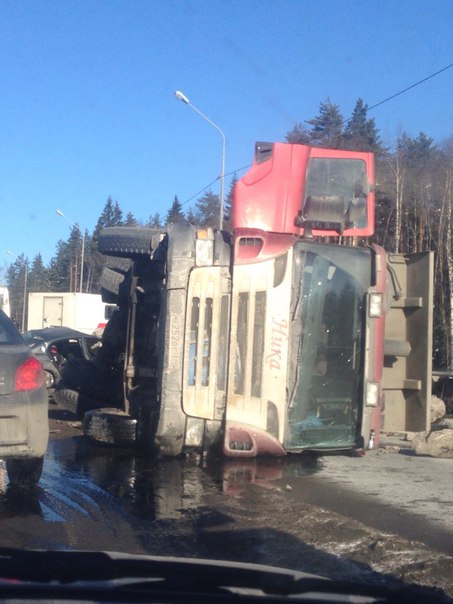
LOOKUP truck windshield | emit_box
[286,242,371,450]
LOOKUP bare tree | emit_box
[435,142,453,367]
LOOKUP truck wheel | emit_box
[53,386,106,416]
[100,287,119,305]
[100,267,127,297]
[6,457,44,489]
[98,227,161,258]
[103,256,133,274]
[102,268,132,306]
[58,357,124,407]
[83,408,137,446]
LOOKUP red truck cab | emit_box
[233,142,374,238]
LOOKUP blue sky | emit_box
[1,0,453,276]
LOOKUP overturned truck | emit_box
[55,142,434,457]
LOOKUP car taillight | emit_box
[15,356,45,392]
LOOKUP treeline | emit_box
[287,97,453,369]
[6,187,235,331]
[7,97,453,368]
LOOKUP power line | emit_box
[181,164,252,208]
[368,62,453,111]
[183,62,453,209]
[181,64,453,211]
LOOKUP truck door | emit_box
[43,296,63,328]
[382,252,434,433]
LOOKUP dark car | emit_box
[22,327,102,392]
[0,310,48,488]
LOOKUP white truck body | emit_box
[27,292,115,334]
[0,286,11,317]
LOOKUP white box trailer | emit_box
[27,292,115,334]
[0,286,11,317]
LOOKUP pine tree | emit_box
[48,240,73,292]
[6,255,29,329]
[124,211,139,226]
[186,207,199,226]
[306,98,344,148]
[28,254,50,293]
[195,190,220,228]
[223,174,238,231]
[147,212,163,228]
[400,132,437,253]
[343,99,381,152]
[93,196,124,240]
[285,123,312,144]
[165,195,185,225]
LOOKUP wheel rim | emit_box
[45,370,55,389]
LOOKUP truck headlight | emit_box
[368,293,383,318]
[366,382,379,407]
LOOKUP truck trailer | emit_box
[0,286,11,317]
[27,292,116,335]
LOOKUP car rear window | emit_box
[22,332,45,347]
[0,311,26,345]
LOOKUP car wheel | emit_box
[44,369,56,389]
[6,457,44,489]
[83,408,137,446]
[98,227,162,258]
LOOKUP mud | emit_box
[32,400,453,601]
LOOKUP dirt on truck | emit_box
[54,141,435,459]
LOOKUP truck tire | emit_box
[98,227,160,258]
[100,266,128,296]
[100,255,133,302]
[100,287,119,305]
[103,256,132,274]
[53,385,107,416]
[6,457,44,489]
[83,408,137,446]
[53,384,79,413]
[58,356,124,407]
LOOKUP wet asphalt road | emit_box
[0,405,452,598]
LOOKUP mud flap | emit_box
[382,252,433,433]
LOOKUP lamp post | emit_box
[6,251,27,332]
[56,209,85,293]
[174,90,226,230]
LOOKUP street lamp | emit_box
[56,209,85,293]
[175,90,226,230]
[6,251,27,332]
